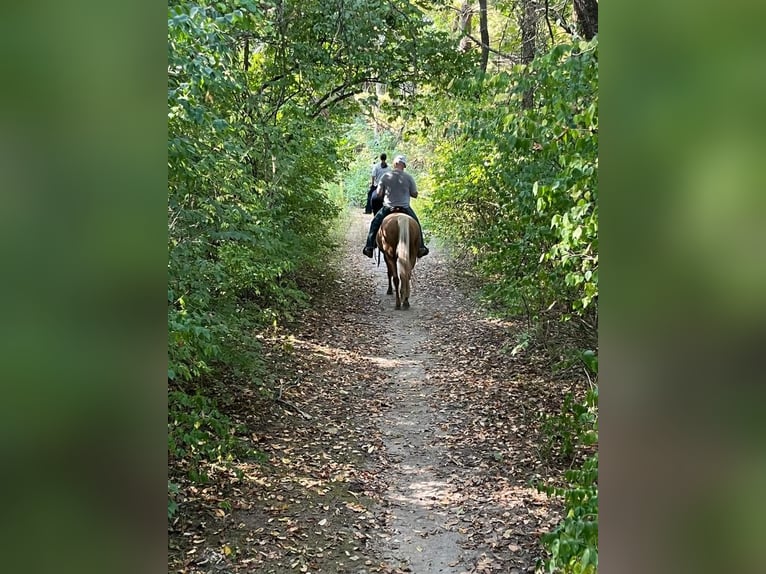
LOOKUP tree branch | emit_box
[274,378,312,420]
[545,0,555,43]
[311,89,365,118]
[462,31,520,63]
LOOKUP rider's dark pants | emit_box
[365,206,426,250]
[365,185,375,213]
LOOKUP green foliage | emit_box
[422,40,598,324]
[538,349,598,573]
[168,481,180,520]
[167,0,469,383]
[540,387,598,463]
[168,390,247,483]
[579,349,598,376]
[168,1,343,382]
[538,454,599,574]
[338,120,407,207]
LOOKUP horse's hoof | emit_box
[395,304,401,310]
[387,288,393,295]
[403,301,410,309]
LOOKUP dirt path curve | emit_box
[169,209,563,574]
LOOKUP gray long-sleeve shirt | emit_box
[376,169,418,208]
[371,162,391,186]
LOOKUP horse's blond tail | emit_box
[397,216,413,297]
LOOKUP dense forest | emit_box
[169,1,598,571]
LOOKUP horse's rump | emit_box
[377,213,419,260]
[376,213,420,309]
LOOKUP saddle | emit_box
[387,206,408,215]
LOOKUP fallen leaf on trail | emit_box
[475,555,495,572]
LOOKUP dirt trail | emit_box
[169,209,565,574]
[338,210,557,573]
[351,215,473,572]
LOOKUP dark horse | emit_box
[376,212,420,309]
[366,185,384,215]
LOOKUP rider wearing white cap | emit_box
[362,155,429,258]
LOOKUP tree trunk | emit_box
[520,0,538,108]
[478,0,489,73]
[573,0,598,40]
[455,2,474,52]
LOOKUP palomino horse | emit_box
[376,212,420,309]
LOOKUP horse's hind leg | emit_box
[393,276,401,309]
[384,256,394,295]
[400,276,410,309]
